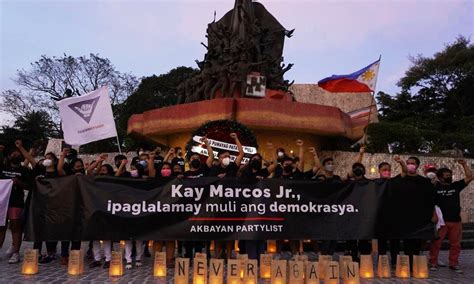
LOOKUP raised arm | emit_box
[115,158,128,177]
[58,148,69,176]
[459,159,473,184]
[355,144,365,164]
[164,148,175,163]
[15,140,37,168]
[202,137,214,168]
[86,155,105,176]
[394,155,407,177]
[296,139,304,172]
[148,152,156,178]
[308,147,322,174]
[266,142,278,173]
[230,133,244,167]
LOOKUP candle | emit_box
[209,259,224,284]
[260,254,273,279]
[271,259,287,284]
[174,258,190,284]
[395,255,410,278]
[68,250,84,276]
[193,256,207,284]
[227,259,241,284]
[288,260,304,284]
[305,261,319,284]
[21,249,39,275]
[243,259,258,284]
[153,252,167,277]
[413,255,429,279]
[359,255,374,278]
[341,262,360,284]
[109,251,123,277]
[267,240,277,253]
[324,261,339,284]
[377,255,391,278]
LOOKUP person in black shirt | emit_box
[208,133,244,179]
[429,160,472,273]
[207,133,244,259]
[0,140,32,264]
[389,156,436,271]
[29,150,60,264]
[184,137,214,178]
[272,139,305,255]
[114,154,131,177]
[172,147,185,172]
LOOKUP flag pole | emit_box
[363,55,381,144]
[115,135,122,154]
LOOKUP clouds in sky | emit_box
[1,0,472,124]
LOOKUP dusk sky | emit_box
[1,0,472,125]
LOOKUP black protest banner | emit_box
[25,175,435,241]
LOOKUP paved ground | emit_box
[0,236,473,283]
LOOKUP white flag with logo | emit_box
[57,86,117,145]
[0,179,13,226]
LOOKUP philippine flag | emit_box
[318,59,380,93]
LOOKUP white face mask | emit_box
[42,159,53,167]
[277,152,285,158]
[221,157,230,167]
[426,172,436,179]
[324,164,334,172]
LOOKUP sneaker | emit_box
[135,260,143,267]
[438,260,447,267]
[39,255,56,264]
[4,246,14,258]
[449,266,463,274]
[60,256,69,265]
[103,261,110,269]
[125,262,132,270]
[8,253,20,264]
[89,260,101,268]
[429,264,438,271]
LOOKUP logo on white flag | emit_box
[68,97,100,123]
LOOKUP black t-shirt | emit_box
[153,156,164,169]
[275,169,304,180]
[435,180,467,222]
[241,167,270,180]
[209,162,239,178]
[386,174,436,235]
[33,164,59,179]
[1,165,31,208]
[184,164,210,178]
[116,170,132,178]
[313,174,342,183]
[172,157,185,169]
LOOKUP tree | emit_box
[370,36,474,156]
[118,66,197,149]
[0,110,56,153]
[0,54,138,133]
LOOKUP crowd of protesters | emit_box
[0,135,472,274]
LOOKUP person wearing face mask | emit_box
[57,148,83,265]
[30,151,60,264]
[207,133,244,259]
[388,156,436,271]
[114,155,131,177]
[89,163,115,269]
[272,140,304,255]
[376,162,401,267]
[208,133,244,179]
[147,156,176,267]
[172,147,186,173]
[86,153,108,176]
[429,160,472,273]
[0,141,32,264]
[344,162,371,262]
[239,150,277,260]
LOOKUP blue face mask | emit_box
[139,160,148,168]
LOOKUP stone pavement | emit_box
[0,237,473,283]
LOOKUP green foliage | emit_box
[0,110,57,153]
[117,66,197,150]
[371,36,474,156]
